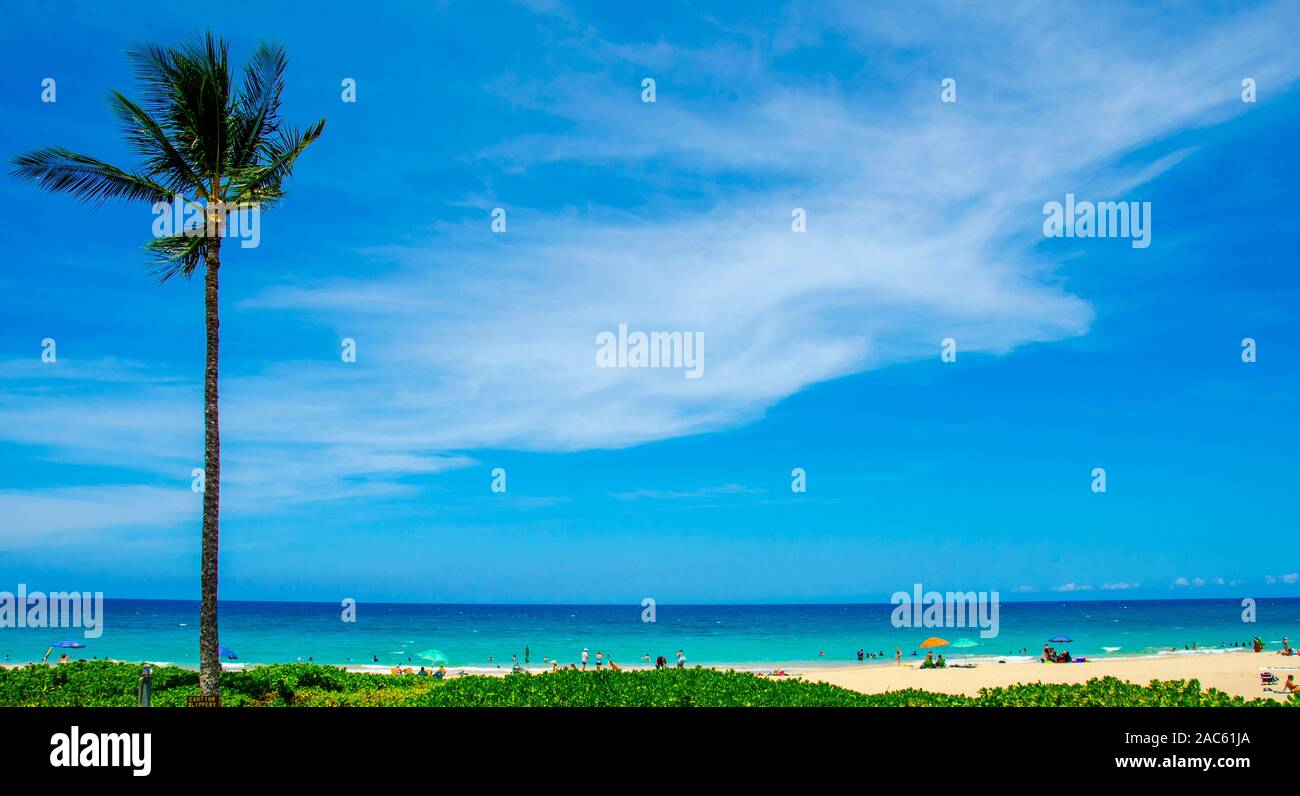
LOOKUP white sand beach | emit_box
[333,648,1298,702]
[798,650,1296,702]
[9,649,1295,703]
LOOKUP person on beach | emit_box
[525,645,530,664]
[857,649,864,661]
[435,666,446,679]
[921,651,934,669]
[596,650,604,669]
[895,648,902,666]
[1280,674,1300,693]
[676,649,686,668]
[551,659,560,672]
[581,648,589,669]
[656,655,667,669]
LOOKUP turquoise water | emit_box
[2,598,1296,670]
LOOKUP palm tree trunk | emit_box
[198,236,222,696]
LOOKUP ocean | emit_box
[3,597,1296,670]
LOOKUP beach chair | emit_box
[1260,671,1278,687]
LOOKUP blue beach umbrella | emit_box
[218,645,238,660]
[1048,636,1072,643]
[52,640,86,649]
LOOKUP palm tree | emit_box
[11,33,324,696]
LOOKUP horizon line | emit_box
[62,594,1300,607]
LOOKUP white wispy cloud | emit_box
[1172,576,1223,588]
[0,486,195,550]
[1100,581,1140,590]
[3,2,1298,537]
[235,1,1298,459]
[610,484,765,501]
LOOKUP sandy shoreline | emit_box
[6,650,1294,702]
[801,650,1296,702]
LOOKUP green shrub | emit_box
[0,662,1292,707]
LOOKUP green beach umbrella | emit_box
[950,637,978,665]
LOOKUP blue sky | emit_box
[0,0,1297,603]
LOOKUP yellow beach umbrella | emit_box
[919,637,950,649]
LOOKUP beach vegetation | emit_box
[1,662,1292,708]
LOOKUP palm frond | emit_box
[15,30,323,274]
[228,118,325,205]
[145,233,208,283]
[108,90,206,197]
[229,42,287,170]
[127,32,232,186]
[10,146,174,205]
